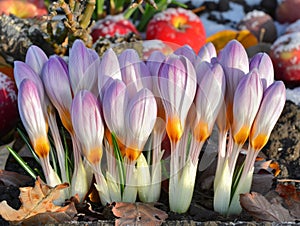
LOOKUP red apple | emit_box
[91,14,139,43]
[276,0,300,23]
[269,32,300,86]
[146,8,206,53]
[0,72,18,139]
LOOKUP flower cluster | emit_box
[14,39,285,214]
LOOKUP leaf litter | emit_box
[111,202,168,226]
[0,177,77,224]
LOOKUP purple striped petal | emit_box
[232,69,263,145]
[125,88,157,149]
[71,90,104,164]
[18,79,50,158]
[249,52,274,90]
[102,79,128,142]
[250,81,286,150]
[68,39,100,94]
[25,45,48,76]
[42,56,73,133]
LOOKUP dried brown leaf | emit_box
[275,184,300,219]
[0,170,32,187]
[240,192,294,222]
[21,202,77,225]
[112,202,168,226]
[0,177,73,223]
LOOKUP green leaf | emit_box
[17,128,40,164]
[6,146,37,180]
[61,127,72,184]
[231,161,244,199]
[111,133,126,195]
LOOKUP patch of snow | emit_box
[286,19,300,33]
[286,87,300,105]
[210,2,245,25]
[274,21,289,37]
[271,32,300,55]
[244,0,261,6]
[200,13,234,36]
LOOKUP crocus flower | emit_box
[192,61,226,159]
[42,55,90,201]
[98,48,122,100]
[197,42,217,63]
[68,39,100,95]
[214,69,263,215]
[25,45,48,76]
[18,79,62,193]
[42,55,73,133]
[228,81,286,214]
[249,52,274,90]
[157,53,197,213]
[102,79,128,148]
[118,49,152,98]
[14,61,45,102]
[169,60,225,214]
[158,54,197,144]
[217,40,249,126]
[71,90,109,204]
[173,45,197,64]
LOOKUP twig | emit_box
[277,179,300,183]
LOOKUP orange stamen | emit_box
[193,120,210,142]
[124,147,141,161]
[233,125,249,145]
[166,116,183,143]
[250,133,268,151]
[86,147,102,165]
[33,136,50,158]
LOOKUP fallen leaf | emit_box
[112,202,168,226]
[0,177,74,224]
[251,174,274,195]
[253,157,281,176]
[21,202,77,225]
[240,192,294,222]
[0,170,33,187]
[275,184,300,219]
[206,29,258,53]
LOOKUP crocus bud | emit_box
[174,45,197,64]
[42,56,73,133]
[158,54,197,143]
[218,40,249,125]
[68,39,99,95]
[250,81,286,151]
[102,79,129,146]
[118,49,152,97]
[98,48,122,99]
[193,61,226,143]
[18,79,49,158]
[25,45,48,76]
[124,88,157,161]
[197,42,217,63]
[71,90,104,165]
[232,69,263,146]
[249,52,274,90]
